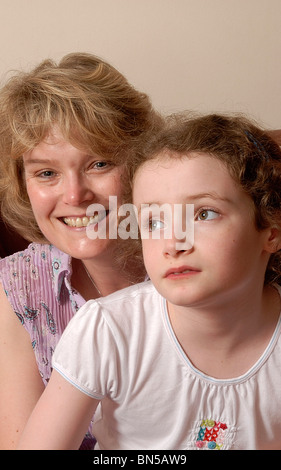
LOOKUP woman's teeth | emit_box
[63,213,107,227]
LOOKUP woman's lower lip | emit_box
[62,222,88,231]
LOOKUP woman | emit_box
[0,52,161,449]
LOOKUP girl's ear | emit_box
[265,227,281,253]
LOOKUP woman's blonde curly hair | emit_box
[0,52,162,245]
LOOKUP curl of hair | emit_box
[132,112,281,286]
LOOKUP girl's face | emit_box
[133,152,276,311]
[23,129,124,261]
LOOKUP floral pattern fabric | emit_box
[0,243,95,449]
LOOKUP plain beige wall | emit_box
[0,0,280,128]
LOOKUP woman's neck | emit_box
[71,256,145,301]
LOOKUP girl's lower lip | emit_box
[165,271,199,280]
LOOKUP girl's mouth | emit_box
[165,265,200,279]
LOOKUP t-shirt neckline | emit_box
[161,286,281,386]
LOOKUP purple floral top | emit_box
[0,242,95,449]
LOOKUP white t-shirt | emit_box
[52,281,281,450]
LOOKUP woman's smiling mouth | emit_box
[63,210,110,227]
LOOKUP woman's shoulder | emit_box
[0,242,51,264]
[0,242,73,338]
[0,242,68,271]
[0,242,71,295]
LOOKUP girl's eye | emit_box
[149,219,165,232]
[197,209,219,221]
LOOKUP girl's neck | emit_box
[167,284,281,379]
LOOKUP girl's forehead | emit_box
[134,151,185,178]
[135,151,228,180]
[133,153,256,225]
[133,152,237,201]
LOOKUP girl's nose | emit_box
[61,175,94,206]
[163,233,194,257]
[162,204,194,257]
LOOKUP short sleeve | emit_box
[52,299,119,399]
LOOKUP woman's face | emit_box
[23,129,124,261]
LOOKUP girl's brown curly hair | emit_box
[132,112,281,286]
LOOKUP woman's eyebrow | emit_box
[24,158,54,166]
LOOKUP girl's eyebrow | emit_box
[136,192,233,213]
[187,192,233,203]
[136,202,165,215]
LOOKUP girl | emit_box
[17,113,281,450]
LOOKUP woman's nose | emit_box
[61,175,94,206]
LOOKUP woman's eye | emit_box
[197,209,219,221]
[92,161,110,170]
[37,170,56,178]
